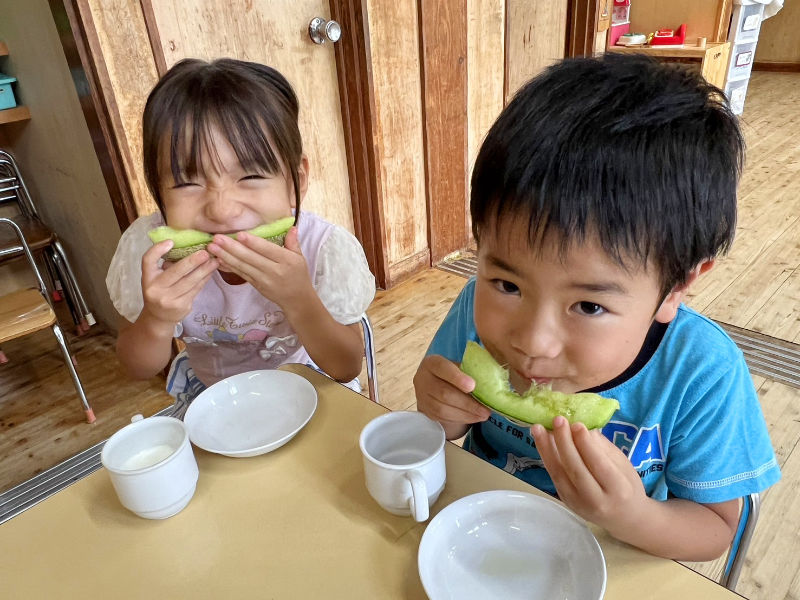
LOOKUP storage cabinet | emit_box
[0,41,31,125]
[724,1,765,115]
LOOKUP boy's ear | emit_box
[654,259,716,323]
[293,155,310,208]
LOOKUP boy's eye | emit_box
[171,181,200,189]
[240,174,265,181]
[574,301,605,316]
[493,279,520,294]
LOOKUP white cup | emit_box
[101,415,199,519]
[359,411,446,522]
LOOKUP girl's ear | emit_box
[654,259,716,323]
[293,155,310,208]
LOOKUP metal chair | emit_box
[360,314,379,405]
[0,218,96,423]
[720,492,761,591]
[0,149,95,334]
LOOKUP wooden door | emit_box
[142,1,355,232]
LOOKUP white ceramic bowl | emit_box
[101,415,198,519]
[184,370,318,457]
[418,490,606,600]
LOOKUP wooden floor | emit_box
[1,71,798,599]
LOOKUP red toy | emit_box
[649,23,687,47]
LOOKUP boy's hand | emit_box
[207,227,313,308]
[414,355,491,439]
[532,416,648,531]
[140,241,218,328]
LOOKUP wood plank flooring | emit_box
[0,71,798,598]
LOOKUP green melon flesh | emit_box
[460,341,619,430]
[147,216,295,261]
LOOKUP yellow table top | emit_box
[0,365,740,599]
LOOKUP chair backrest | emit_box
[721,492,761,590]
[0,150,38,217]
[0,217,49,298]
[359,314,379,405]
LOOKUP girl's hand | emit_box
[140,240,218,328]
[414,355,491,439]
[207,227,313,308]
[532,417,648,531]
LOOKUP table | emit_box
[0,365,742,598]
[608,42,731,89]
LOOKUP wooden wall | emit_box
[505,0,568,101]
[755,2,800,66]
[0,0,121,328]
[365,0,429,279]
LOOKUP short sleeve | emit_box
[105,213,163,323]
[426,278,480,362]
[314,226,375,325]
[665,354,781,503]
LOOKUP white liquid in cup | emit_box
[121,444,176,471]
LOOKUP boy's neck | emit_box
[583,319,669,393]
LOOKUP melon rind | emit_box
[148,216,295,262]
[460,341,619,430]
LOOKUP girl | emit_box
[106,58,375,403]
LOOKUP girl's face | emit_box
[159,125,307,233]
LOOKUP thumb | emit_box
[283,226,302,254]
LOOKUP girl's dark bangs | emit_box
[167,95,283,183]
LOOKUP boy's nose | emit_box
[510,310,562,360]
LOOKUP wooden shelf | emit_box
[0,41,8,56]
[607,42,731,89]
[0,106,31,125]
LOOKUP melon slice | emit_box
[148,216,295,261]
[460,341,619,430]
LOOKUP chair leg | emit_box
[360,315,380,405]
[44,250,83,329]
[51,322,96,424]
[49,245,94,331]
[53,239,95,326]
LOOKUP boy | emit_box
[413,53,780,561]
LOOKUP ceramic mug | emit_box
[359,411,446,522]
[101,415,198,519]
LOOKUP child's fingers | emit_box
[570,423,621,493]
[427,355,476,394]
[531,424,575,498]
[141,240,173,277]
[551,417,604,497]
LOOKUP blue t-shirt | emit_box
[427,278,781,504]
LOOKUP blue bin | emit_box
[0,74,18,110]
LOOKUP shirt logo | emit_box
[603,421,665,471]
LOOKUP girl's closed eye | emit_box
[239,174,266,182]
[492,279,520,295]
[574,301,606,316]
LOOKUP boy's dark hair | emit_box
[142,58,303,216]
[471,53,744,298]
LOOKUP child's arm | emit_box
[116,241,218,379]
[414,355,491,440]
[532,417,739,561]
[206,228,364,381]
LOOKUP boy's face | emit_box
[159,124,307,234]
[474,220,680,395]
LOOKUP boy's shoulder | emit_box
[667,304,742,360]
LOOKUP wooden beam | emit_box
[418,0,469,265]
[329,0,389,288]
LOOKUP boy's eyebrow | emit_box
[486,255,629,295]
[568,281,629,295]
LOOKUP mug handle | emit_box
[406,470,429,522]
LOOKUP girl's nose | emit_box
[509,307,562,360]
[204,188,242,223]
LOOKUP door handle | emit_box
[308,17,342,44]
